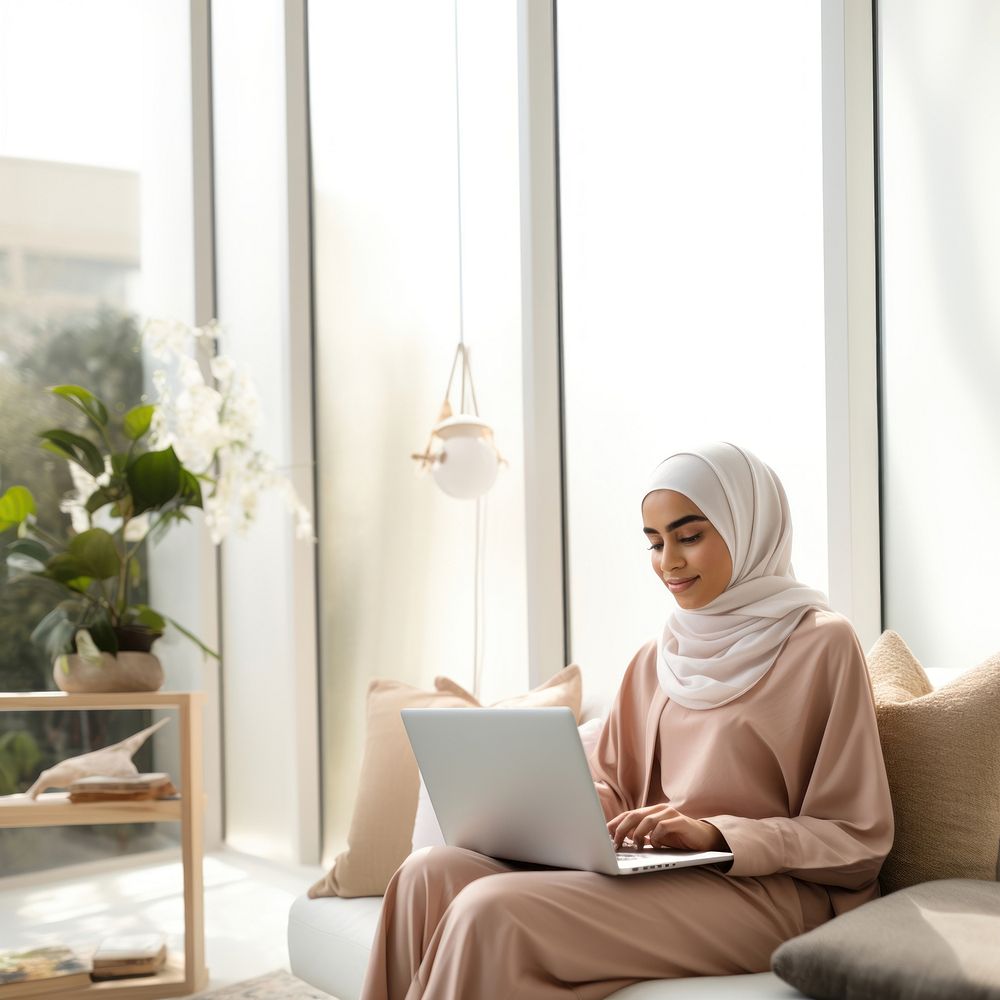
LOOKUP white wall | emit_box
[309,0,528,864]
[878,0,1000,672]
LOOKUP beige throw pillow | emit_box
[309,666,583,899]
[433,664,583,719]
[867,630,1000,894]
[308,679,476,900]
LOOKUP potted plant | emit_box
[0,319,311,692]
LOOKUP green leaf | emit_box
[127,447,182,514]
[110,453,129,476]
[165,614,219,660]
[85,485,123,515]
[49,384,109,430]
[30,607,69,646]
[5,538,49,572]
[123,403,155,440]
[0,758,16,795]
[148,509,189,544]
[0,485,36,532]
[87,617,118,654]
[5,731,41,776]
[39,429,105,478]
[67,528,120,580]
[44,553,89,583]
[0,731,40,787]
[179,468,203,508]
[131,604,167,631]
[6,538,49,563]
[31,610,81,658]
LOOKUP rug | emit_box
[194,969,337,999]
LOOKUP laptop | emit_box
[401,706,733,876]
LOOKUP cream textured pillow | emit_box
[432,664,583,718]
[867,631,1000,894]
[308,679,476,899]
[310,666,583,899]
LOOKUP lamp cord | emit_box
[410,4,488,688]
[453,0,466,356]
[453,0,486,697]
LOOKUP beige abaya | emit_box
[360,610,894,1000]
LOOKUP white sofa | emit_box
[286,892,803,999]
[288,666,970,999]
[288,633,1000,1000]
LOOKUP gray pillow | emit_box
[771,880,1000,1000]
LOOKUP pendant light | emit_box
[411,342,504,499]
[410,0,504,500]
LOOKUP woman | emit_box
[361,442,893,1000]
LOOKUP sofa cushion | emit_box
[433,664,583,714]
[288,894,803,1000]
[866,631,1000,893]
[308,679,478,899]
[288,894,384,1000]
[771,878,1000,999]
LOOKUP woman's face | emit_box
[641,489,733,610]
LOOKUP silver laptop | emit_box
[401,706,733,876]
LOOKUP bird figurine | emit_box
[23,717,171,799]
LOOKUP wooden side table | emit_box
[0,691,208,998]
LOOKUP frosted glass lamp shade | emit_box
[429,416,501,499]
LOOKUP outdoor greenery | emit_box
[0,309,158,872]
[0,307,149,689]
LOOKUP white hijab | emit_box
[644,442,830,710]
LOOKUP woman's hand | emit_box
[607,803,728,853]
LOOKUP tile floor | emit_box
[0,847,325,991]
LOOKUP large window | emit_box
[308,0,528,865]
[556,1,829,700]
[877,0,1000,673]
[0,0,201,874]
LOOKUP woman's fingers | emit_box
[609,815,639,849]
[608,807,684,850]
[633,814,681,847]
[609,812,649,849]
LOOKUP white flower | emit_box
[59,459,150,541]
[60,460,114,534]
[144,318,193,361]
[143,317,313,548]
[209,355,235,382]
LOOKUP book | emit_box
[91,934,167,979]
[0,946,91,998]
[68,773,178,803]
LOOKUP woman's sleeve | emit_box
[702,625,894,889]
[588,642,658,822]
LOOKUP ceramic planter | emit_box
[53,651,165,693]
